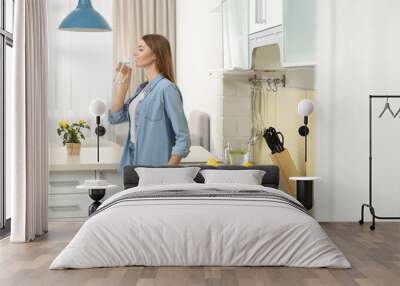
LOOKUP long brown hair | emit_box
[142,34,175,83]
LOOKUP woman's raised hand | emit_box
[115,62,133,87]
[113,62,133,105]
[111,62,133,113]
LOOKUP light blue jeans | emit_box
[128,141,135,165]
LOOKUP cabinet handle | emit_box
[49,205,79,209]
[49,180,80,186]
[255,0,267,24]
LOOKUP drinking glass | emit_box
[113,60,131,84]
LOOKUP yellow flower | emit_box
[58,120,69,129]
[79,119,87,125]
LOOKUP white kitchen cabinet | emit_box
[249,0,282,34]
[48,143,123,220]
[222,0,249,70]
[48,193,92,219]
[282,0,316,67]
[48,170,123,220]
[48,142,219,220]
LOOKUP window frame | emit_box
[0,0,14,234]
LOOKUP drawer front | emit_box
[48,194,91,219]
[49,171,94,195]
[49,171,123,194]
[49,179,84,194]
[48,191,119,219]
[48,170,123,219]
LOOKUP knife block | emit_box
[270,149,300,197]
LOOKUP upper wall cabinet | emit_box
[223,0,315,70]
[249,0,282,34]
[282,0,316,67]
[222,0,249,70]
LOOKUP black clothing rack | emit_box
[359,95,400,230]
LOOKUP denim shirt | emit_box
[107,74,191,173]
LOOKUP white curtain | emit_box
[113,0,176,92]
[9,0,49,242]
[111,0,176,142]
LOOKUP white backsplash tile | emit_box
[235,80,252,97]
[211,76,253,162]
[222,80,236,96]
[222,96,251,116]
[222,116,237,137]
[236,116,252,136]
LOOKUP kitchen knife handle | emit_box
[276,132,284,147]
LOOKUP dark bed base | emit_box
[123,164,280,190]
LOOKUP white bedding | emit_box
[49,183,351,269]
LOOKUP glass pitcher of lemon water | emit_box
[225,142,248,165]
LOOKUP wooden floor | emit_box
[0,222,399,286]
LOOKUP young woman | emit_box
[108,34,191,173]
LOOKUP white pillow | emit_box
[200,169,266,185]
[135,167,201,186]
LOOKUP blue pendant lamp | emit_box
[59,0,111,32]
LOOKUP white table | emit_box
[49,144,218,171]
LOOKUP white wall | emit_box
[47,0,113,145]
[176,0,223,154]
[315,0,400,221]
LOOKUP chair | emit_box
[188,110,210,151]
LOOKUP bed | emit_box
[50,165,351,269]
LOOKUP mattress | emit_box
[50,183,351,269]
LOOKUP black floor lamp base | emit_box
[88,189,105,215]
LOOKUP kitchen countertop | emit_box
[49,144,219,172]
[181,146,217,165]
